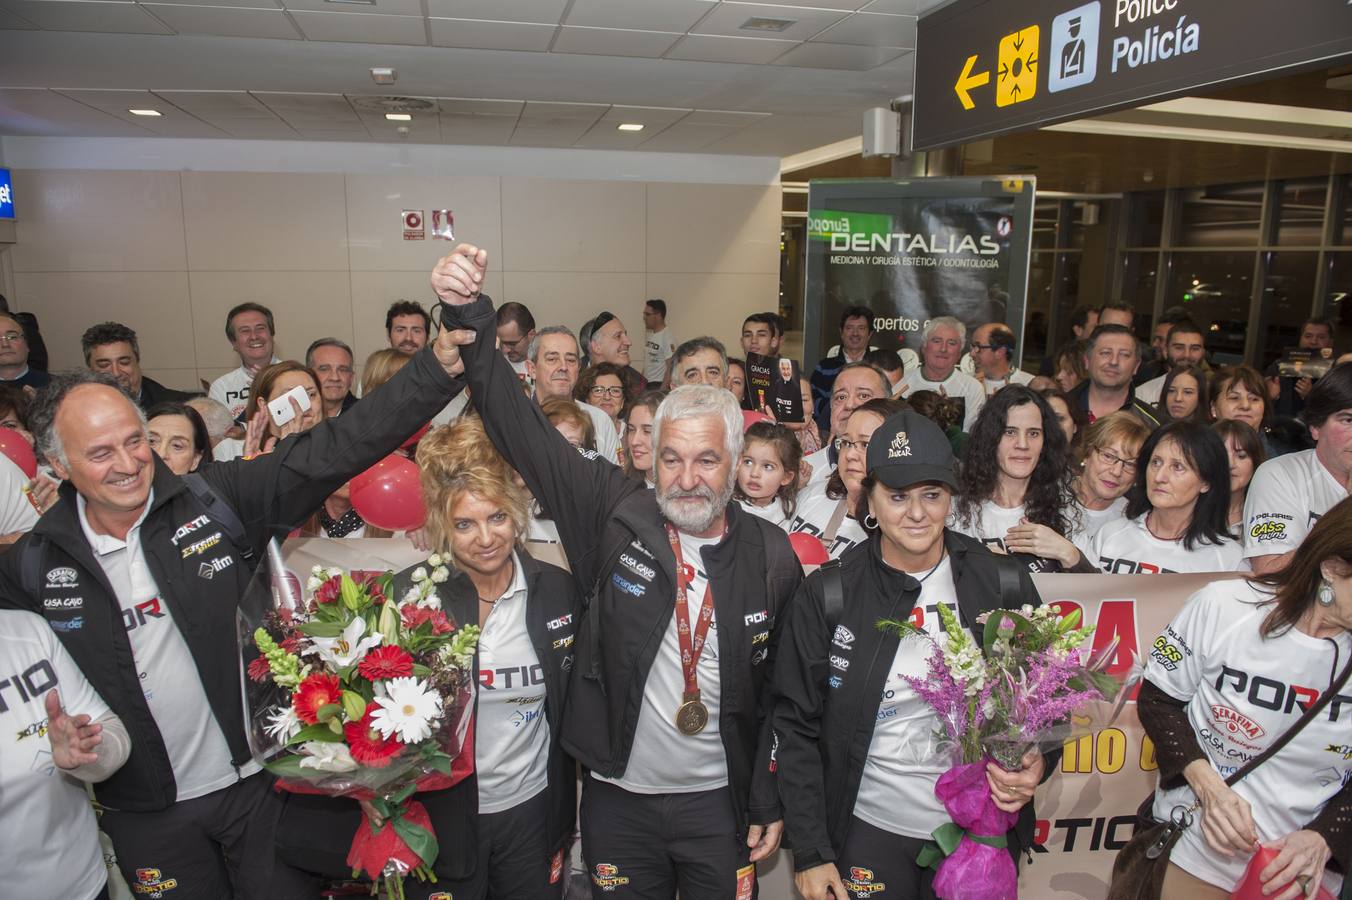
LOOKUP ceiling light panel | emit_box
[129,108,162,116]
[692,2,847,41]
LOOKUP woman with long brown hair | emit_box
[1129,497,1352,899]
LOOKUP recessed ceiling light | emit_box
[385,113,412,121]
[740,16,796,33]
[617,123,645,132]
[128,109,162,117]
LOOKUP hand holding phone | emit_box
[267,384,311,428]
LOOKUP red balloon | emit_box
[400,422,431,450]
[741,410,771,432]
[1232,847,1334,900]
[0,427,36,479]
[350,454,426,532]
[788,531,829,566]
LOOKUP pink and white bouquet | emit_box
[880,602,1121,900]
[240,547,478,900]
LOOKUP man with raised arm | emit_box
[432,245,799,900]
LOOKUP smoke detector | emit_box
[370,67,397,85]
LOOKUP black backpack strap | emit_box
[820,558,844,630]
[19,534,47,598]
[993,554,1023,610]
[181,473,252,561]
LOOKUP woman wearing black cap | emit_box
[771,410,1051,900]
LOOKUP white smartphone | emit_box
[267,384,311,428]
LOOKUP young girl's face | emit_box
[738,439,792,503]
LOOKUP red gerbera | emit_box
[313,576,342,606]
[293,672,342,725]
[357,645,414,681]
[246,656,271,683]
[280,634,303,655]
[401,605,454,635]
[345,703,403,768]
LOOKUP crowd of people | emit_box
[0,243,1349,900]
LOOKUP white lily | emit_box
[371,676,442,744]
[306,617,382,668]
[263,705,302,743]
[297,740,358,773]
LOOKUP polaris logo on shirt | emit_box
[832,624,855,649]
[45,567,78,589]
[171,514,210,546]
[198,556,234,579]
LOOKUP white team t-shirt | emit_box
[578,400,621,465]
[900,368,986,432]
[643,328,675,384]
[2,610,113,900]
[979,368,1036,397]
[1243,449,1348,560]
[853,558,962,838]
[1146,580,1351,894]
[1136,374,1166,406]
[1068,496,1128,557]
[475,553,551,814]
[788,480,866,559]
[950,499,1063,573]
[1089,515,1245,575]
[0,454,38,535]
[738,497,792,530]
[77,491,260,800]
[595,531,728,793]
[208,358,279,420]
[802,446,834,490]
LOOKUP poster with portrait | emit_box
[745,352,804,423]
[802,177,1036,369]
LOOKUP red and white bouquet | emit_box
[879,602,1122,900]
[240,544,478,899]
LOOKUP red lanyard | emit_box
[666,523,716,698]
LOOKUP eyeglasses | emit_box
[500,334,531,351]
[0,332,24,344]
[589,385,625,398]
[1095,447,1137,473]
[969,342,994,352]
[833,437,870,453]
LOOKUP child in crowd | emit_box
[734,420,802,530]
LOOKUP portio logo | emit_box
[132,868,178,897]
[591,863,630,892]
[844,866,886,893]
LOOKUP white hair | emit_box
[186,396,236,442]
[923,315,966,343]
[652,384,744,466]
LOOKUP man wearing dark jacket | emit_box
[1,325,467,899]
[82,321,199,412]
[432,244,801,900]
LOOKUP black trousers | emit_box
[410,788,565,900]
[835,816,936,900]
[579,777,755,900]
[99,774,318,900]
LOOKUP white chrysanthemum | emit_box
[264,705,302,743]
[307,618,382,668]
[298,741,358,772]
[430,567,449,584]
[371,677,442,744]
[427,553,443,568]
[410,567,428,583]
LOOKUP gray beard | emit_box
[657,477,735,535]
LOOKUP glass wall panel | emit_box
[1178,184,1263,248]
[1255,252,1318,368]
[1326,252,1352,356]
[1276,178,1328,247]
[1126,192,1165,247]
[1165,251,1254,364]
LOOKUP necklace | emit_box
[900,551,947,587]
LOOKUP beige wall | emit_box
[10,168,780,389]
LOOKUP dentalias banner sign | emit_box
[802,176,1035,368]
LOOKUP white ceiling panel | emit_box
[509,100,607,146]
[252,91,364,126]
[55,88,229,135]
[140,0,279,8]
[0,87,154,136]
[552,25,681,59]
[429,18,555,52]
[425,0,565,24]
[439,117,518,144]
[739,0,870,9]
[813,11,915,47]
[638,123,742,151]
[772,40,905,68]
[563,0,715,34]
[207,118,298,136]
[692,3,846,41]
[437,97,524,117]
[0,7,36,27]
[664,33,795,65]
[0,1,172,34]
[154,90,281,118]
[283,0,420,14]
[683,109,772,126]
[140,5,302,39]
[290,10,426,44]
